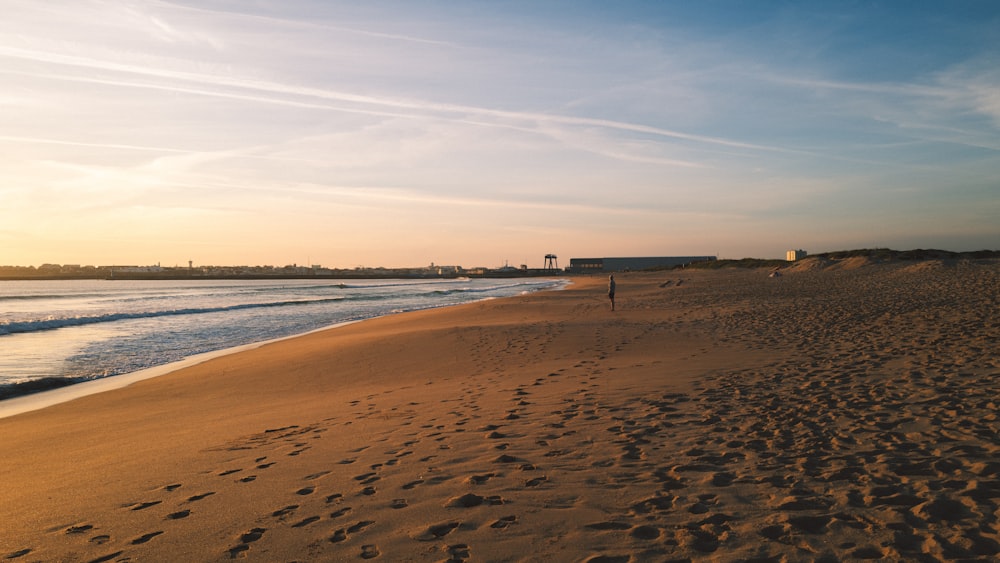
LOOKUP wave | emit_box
[0,292,110,302]
[335,279,466,290]
[0,297,348,336]
[0,376,90,400]
[0,281,350,304]
[436,280,560,294]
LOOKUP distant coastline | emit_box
[0,266,565,281]
[3,248,996,280]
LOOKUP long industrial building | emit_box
[567,256,716,273]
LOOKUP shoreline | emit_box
[0,320,363,420]
[0,279,569,417]
[2,265,996,562]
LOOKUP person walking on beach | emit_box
[608,274,616,311]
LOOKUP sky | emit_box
[1,1,998,268]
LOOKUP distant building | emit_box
[786,249,807,261]
[110,265,164,273]
[567,256,716,273]
[435,265,461,275]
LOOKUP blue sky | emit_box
[1,1,997,267]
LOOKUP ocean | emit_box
[0,277,565,400]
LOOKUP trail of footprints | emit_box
[16,366,614,561]
[20,367,996,563]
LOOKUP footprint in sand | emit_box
[291,516,321,528]
[330,521,375,543]
[524,476,549,487]
[66,524,94,534]
[166,510,191,520]
[491,515,518,529]
[348,520,375,534]
[630,495,675,514]
[240,528,266,543]
[466,473,494,485]
[785,514,831,534]
[391,498,408,509]
[414,522,460,541]
[360,544,380,559]
[710,472,735,487]
[272,505,299,518]
[447,493,505,508]
[584,555,630,563]
[296,486,315,496]
[630,525,661,540]
[227,527,266,557]
[688,501,710,514]
[759,524,788,541]
[447,544,471,561]
[585,521,631,531]
[330,506,353,519]
[131,530,164,544]
[687,493,718,515]
[680,527,720,553]
[187,492,215,502]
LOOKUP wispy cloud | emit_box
[771,75,950,98]
[236,180,706,220]
[0,43,795,159]
[0,134,194,154]
[763,66,1000,152]
[153,0,458,47]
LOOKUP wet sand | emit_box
[1,260,998,562]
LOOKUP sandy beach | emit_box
[2,259,998,562]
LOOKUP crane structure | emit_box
[544,254,558,270]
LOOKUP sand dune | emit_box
[1,261,998,561]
